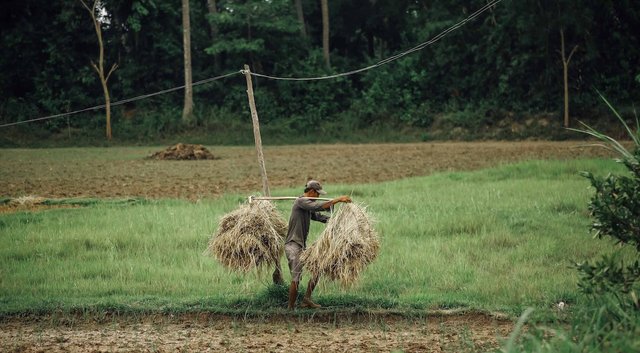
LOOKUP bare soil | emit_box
[0,141,610,352]
[0,313,515,353]
[0,141,617,201]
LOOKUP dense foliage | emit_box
[577,102,640,310]
[1,0,639,143]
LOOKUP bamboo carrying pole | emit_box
[243,65,270,197]
[248,196,333,203]
[249,196,335,217]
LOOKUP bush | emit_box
[499,94,640,353]
[573,94,640,310]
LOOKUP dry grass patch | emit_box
[301,203,380,286]
[0,196,80,213]
[7,196,47,206]
[205,201,287,272]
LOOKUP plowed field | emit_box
[0,141,616,201]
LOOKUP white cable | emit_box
[1,0,502,128]
[0,71,241,128]
[249,0,503,81]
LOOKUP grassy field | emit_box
[0,158,634,319]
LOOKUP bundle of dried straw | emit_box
[206,200,287,272]
[300,203,379,286]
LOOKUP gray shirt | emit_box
[285,197,330,248]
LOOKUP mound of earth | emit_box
[148,143,216,160]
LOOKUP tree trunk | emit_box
[206,0,220,71]
[182,0,194,122]
[80,0,117,140]
[560,29,578,128]
[320,0,330,69]
[100,76,112,140]
[294,0,307,38]
[563,59,569,128]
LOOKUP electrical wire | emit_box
[1,0,503,128]
[0,71,240,128]
[249,0,502,81]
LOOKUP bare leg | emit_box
[287,281,298,310]
[301,275,321,309]
[272,262,284,285]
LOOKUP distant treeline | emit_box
[1,0,639,143]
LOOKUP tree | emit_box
[206,0,220,71]
[320,0,330,69]
[105,0,184,99]
[560,28,578,128]
[3,0,640,140]
[0,1,99,128]
[182,0,194,122]
[80,0,118,140]
[204,0,300,73]
[294,0,307,38]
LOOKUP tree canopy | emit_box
[1,0,639,143]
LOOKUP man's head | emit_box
[304,180,327,196]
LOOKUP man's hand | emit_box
[337,196,352,203]
[323,195,352,209]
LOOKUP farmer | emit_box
[286,180,352,309]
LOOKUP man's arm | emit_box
[312,196,351,223]
[311,212,329,223]
[298,196,352,212]
[321,196,352,209]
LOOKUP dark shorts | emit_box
[285,242,303,283]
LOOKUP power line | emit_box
[1,0,502,128]
[249,0,503,81]
[0,71,240,128]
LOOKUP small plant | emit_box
[569,93,640,310]
[498,94,640,353]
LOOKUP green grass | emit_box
[498,296,640,353]
[0,159,634,317]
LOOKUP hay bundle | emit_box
[300,203,379,286]
[206,200,287,272]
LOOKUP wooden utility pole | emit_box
[182,0,194,122]
[80,0,117,140]
[244,65,284,285]
[560,29,578,128]
[243,65,270,197]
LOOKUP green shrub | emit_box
[499,94,640,353]
[573,94,640,309]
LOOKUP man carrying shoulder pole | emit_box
[285,180,351,310]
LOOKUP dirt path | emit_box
[1,313,515,353]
